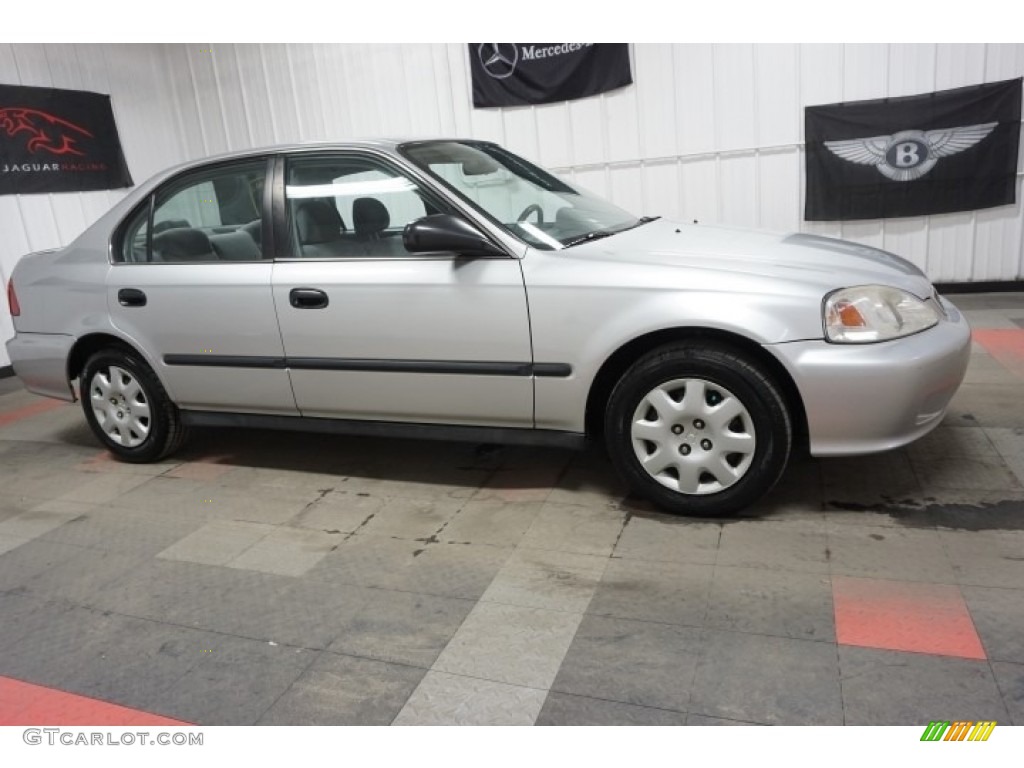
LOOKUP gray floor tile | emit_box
[0,538,91,593]
[59,617,214,713]
[552,615,702,712]
[433,601,583,689]
[704,566,835,642]
[226,526,341,577]
[328,589,474,668]
[839,646,1009,725]
[940,529,1024,588]
[689,630,843,725]
[519,502,627,557]
[440,499,543,547]
[686,713,762,725]
[393,671,546,725]
[158,635,318,725]
[911,453,1022,493]
[481,547,607,613]
[22,546,148,607]
[39,507,204,557]
[291,490,383,534]
[537,691,688,725]
[390,541,513,600]
[827,526,958,583]
[963,586,1024,663]
[991,662,1024,726]
[613,516,721,564]
[157,520,276,566]
[586,558,713,627]
[821,453,923,509]
[357,495,465,540]
[717,520,829,574]
[257,653,425,725]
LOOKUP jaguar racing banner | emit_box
[470,43,632,108]
[0,83,133,195]
[805,77,1022,221]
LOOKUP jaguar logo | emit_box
[0,107,93,157]
[478,43,519,79]
[824,123,997,181]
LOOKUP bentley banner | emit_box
[805,78,1022,221]
[470,43,632,108]
[0,83,133,195]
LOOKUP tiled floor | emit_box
[1,292,1023,726]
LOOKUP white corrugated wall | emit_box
[2,43,1023,367]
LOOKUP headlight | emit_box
[824,285,939,343]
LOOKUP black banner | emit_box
[0,83,133,195]
[805,78,1022,221]
[470,43,632,108]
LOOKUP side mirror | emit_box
[403,214,507,258]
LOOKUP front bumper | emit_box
[5,332,76,402]
[768,296,972,456]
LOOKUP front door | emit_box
[271,152,533,427]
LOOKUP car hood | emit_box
[568,219,935,298]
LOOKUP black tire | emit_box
[604,343,792,516]
[79,346,188,463]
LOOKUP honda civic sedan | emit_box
[5,139,971,515]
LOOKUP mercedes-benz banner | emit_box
[470,44,632,108]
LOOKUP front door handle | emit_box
[289,287,329,309]
[118,288,147,307]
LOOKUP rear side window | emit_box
[118,160,268,263]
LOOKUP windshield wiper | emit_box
[562,216,660,249]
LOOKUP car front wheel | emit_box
[80,346,187,462]
[604,343,792,516]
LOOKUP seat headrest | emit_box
[353,198,390,238]
[152,228,214,261]
[153,218,191,234]
[295,200,343,244]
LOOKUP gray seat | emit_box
[211,231,262,261]
[152,228,216,262]
[294,200,347,257]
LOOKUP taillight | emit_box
[6,279,19,317]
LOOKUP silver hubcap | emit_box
[89,365,151,448]
[631,378,756,495]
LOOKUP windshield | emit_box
[402,140,642,251]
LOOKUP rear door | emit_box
[107,157,298,415]
[271,151,533,427]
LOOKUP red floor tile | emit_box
[832,577,986,660]
[973,329,1024,379]
[0,398,64,428]
[0,676,189,726]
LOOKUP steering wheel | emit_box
[516,204,545,225]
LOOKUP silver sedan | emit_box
[4,139,971,515]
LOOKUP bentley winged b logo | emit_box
[0,107,93,157]
[478,44,519,80]
[824,122,998,181]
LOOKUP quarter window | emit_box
[119,160,267,263]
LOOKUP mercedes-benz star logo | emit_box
[479,44,519,79]
[824,122,997,182]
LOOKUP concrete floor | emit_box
[0,292,1022,726]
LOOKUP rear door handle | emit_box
[118,288,147,307]
[289,287,329,309]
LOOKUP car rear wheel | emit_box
[605,343,792,516]
[80,347,187,462]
